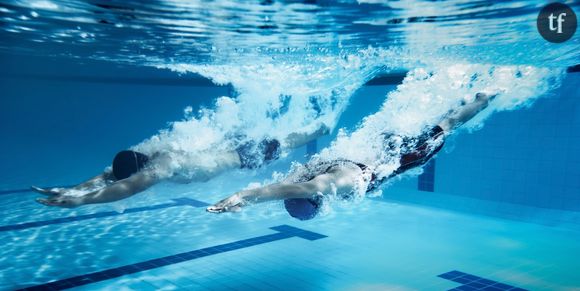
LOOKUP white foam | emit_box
[136,44,564,183]
[319,63,565,182]
[135,48,408,178]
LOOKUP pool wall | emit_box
[0,54,230,188]
[378,73,580,229]
[318,70,580,229]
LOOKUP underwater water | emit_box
[1,0,579,290]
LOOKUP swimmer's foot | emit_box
[460,92,498,106]
[475,92,498,103]
[36,195,81,208]
[206,194,246,213]
[31,186,64,196]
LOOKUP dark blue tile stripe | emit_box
[270,224,328,240]
[418,159,436,192]
[0,185,75,196]
[306,139,317,157]
[0,198,207,232]
[438,270,528,291]
[18,225,327,291]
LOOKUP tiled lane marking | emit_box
[438,270,528,291]
[19,225,327,291]
[0,198,209,232]
[306,139,317,157]
[418,159,435,192]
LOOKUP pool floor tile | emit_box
[438,270,529,291]
[17,225,328,290]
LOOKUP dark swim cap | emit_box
[284,197,322,221]
[112,150,149,180]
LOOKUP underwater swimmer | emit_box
[32,123,330,208]
[207,93,496,219]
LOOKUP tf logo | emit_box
[537,2,577,43]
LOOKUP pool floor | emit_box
[1,187,579,291]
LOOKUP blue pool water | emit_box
[1,1,580,290]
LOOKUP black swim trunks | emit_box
[366,125,445,191]
[236,138,281,169]
[395,125,445,174]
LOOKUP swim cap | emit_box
[284,197,322,220]
[112,150,149,180]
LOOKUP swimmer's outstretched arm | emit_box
[438,92,496,132]
[32,170,115,195]
[36,171,160,208]
[207,165,361,213]
[72,170,115,189]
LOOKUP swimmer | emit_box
[33,123,330,208]
[207,93,496,219]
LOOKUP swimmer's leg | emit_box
[282,122,330,149]
[438,92,497,132]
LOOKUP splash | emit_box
[131,45,564,184]
[132,48,410,178]
[318,63,565,185]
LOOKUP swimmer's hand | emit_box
[35,195,81,208]
[31,186,66,196]
[206,193,247,213]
